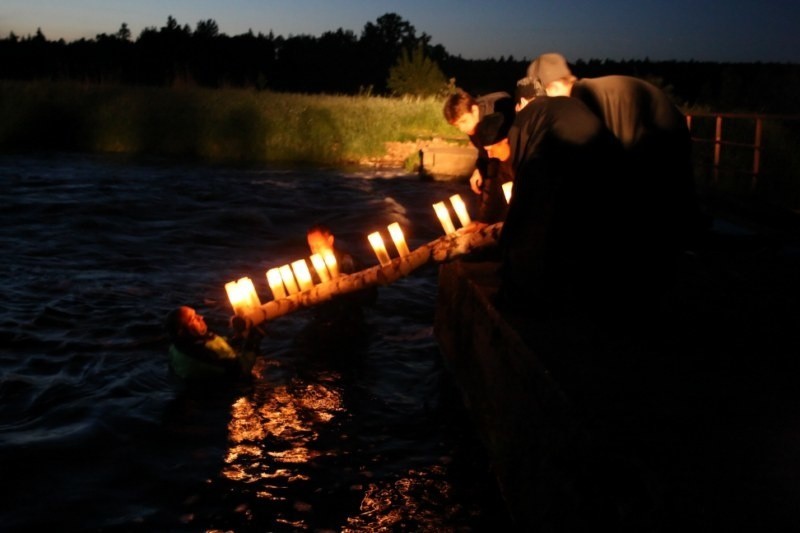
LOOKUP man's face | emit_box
[453,105,480,135]
[307,231,334,255]
[486,138,511,161]
[180,307,208,337]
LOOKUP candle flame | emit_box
[503,181,513,203]
[279,264,300,295]
[449,194,471,227]
[322,250,339,278]
[368,231,393,267]
[387,222,410,257]
[225,276,261,316]
[309,253,331,283]
[266,268,287,300]
[433,201,457,235]
[291,259,314,291]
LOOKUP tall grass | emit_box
[0,81,460,165]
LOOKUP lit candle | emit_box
[225,280,246,315]
[279,264,300,295]
[322,250,339,278]
[291,259,314,291]
[433,201,457,235]
[225,277,261,315]
[309,253,331,283]
[266,267,287,300]
[449,194,471,227]
[387,222,410,257]
[503,181,513,203]
[368,231,393,267]
[239,277,261,312]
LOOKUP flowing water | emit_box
[0,152,512,532]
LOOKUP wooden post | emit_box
[243,222,503,327]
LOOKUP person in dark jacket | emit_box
[165,306,258,383]
[475,96,637,318]
[443,88,516,225]
[527,53,710,255]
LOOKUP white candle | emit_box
[309,253,331,283]
[291,259,314,291]
[368,231,393,267]
[279,264,300,295]
[225,280,246,315]
[449,194,471,227]
[239,277,261,311]
[322,250,339,278]
[387,222,410,257]
[266,267,287,300]
[225,277,261,315]
[503,181,513,203]
[433,201,457,235]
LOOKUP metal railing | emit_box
[685,112,800,212]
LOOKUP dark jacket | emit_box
[468,91,516,223]
[571,75,708,249]
[500,95,633,316]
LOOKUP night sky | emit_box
[2,0,799,63]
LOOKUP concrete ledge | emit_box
[419,145,477,181]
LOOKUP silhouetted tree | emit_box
[387,43,448,97]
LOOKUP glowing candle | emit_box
[291,259,314,291]
[240,277,261,311]
[266,267,287,300]
[368,231,393,267]
[433,201,457,235]
[387,222,410,257]
[503,181,513,203]
[309,253,331,283]
[322,250,339,278]
[449,194,471,227]
[225,276,261,315]
[279,264,299,295]
[225,280,246,315]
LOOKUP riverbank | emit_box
[0,80,464,167]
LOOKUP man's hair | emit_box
[307,223,332,236]
[165,307,185,340]
[443,88,477,124]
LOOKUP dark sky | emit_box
[3,0,799,62]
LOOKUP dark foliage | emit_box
[1,14,799,112]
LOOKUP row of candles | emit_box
[226,185,514,316]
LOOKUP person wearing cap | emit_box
[474,93,638,318]
[527,53,709,257]
[443,88,515,225]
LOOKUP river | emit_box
[0,152,512,532]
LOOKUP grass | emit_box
[0,80,461,166]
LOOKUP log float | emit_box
[242,221,503,328]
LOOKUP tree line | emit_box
[2,12,799,113]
